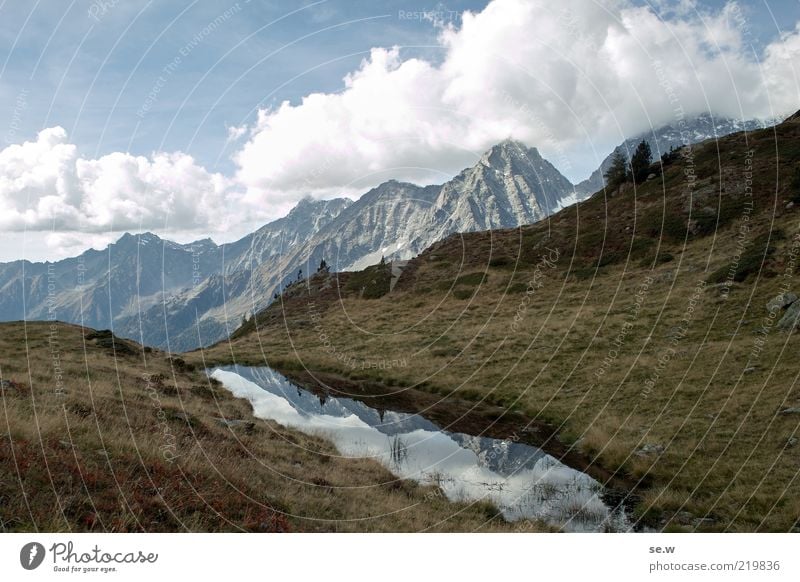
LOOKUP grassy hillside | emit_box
[195,113,800,532]
[0,321,523,532]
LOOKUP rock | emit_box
[87,330,137,357]
[169,411,194,425]
[213,417,255,432]
[635,443,665,456]
[779,407,800,415]
[674,511,695,525]
[664,325,686,340]
[653,270,674,283]
[85,329,114,341]
[787,437,798,448]
[743,366,757,374]
[787,201,795,209]
[767,292,798,312]
[0,379,26,391]
[778,301,800,331]
[167,356,195,372]
[647,173,657,181]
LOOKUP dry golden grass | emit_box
[0,321,525,532]
[195,118,800,531]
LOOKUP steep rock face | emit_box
[429,140,573,236]
[0,198,351,347]
[575,114,769,196]
[111,140,578,350]
[0,232,221,329]
[218,197,352,274]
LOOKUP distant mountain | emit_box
[216,197,352,275]
[272,139,574,273]
[0,117,765,352]
[0,232,217,328]
[575,114,770,195]
[114,139,578,350]
[0,198,351,345]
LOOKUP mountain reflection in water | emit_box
[211,365,629,532]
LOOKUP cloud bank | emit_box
[2,0,798,254]
[0,126,231,233]
[235,0,800,199]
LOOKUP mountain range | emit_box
[575,114,770,194]
[0,115,766,350]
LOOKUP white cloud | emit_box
[0,126,233,233]
[3,0,800,262]
[226,124,247,143]
[234,0,800,198]
[43,232,116,260]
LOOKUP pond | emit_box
[210,365,630,532]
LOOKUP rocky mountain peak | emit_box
[287,196,352,219]
[111,231,162,250]
[479,139,540,168]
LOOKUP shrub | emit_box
[345,263,392,299]
[489,256,513,268]
[452,288,475,300]
[454,272,488,286]
[692,195,746,236]
[791,167,800,203]
[706,230,782,284]
[506,282,529,294]
[660,145,683,167]
[638,250,675,268]
[640,208,687,241]
[569,267,600,280]
[598,251,623,267]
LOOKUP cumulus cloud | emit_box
[43,232,117,259]
[226,124,248,143]
[234,0,800,199]
[0,126,232,233]
[4,0,800,259]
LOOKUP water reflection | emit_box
[210,365,629,532]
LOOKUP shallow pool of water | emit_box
[210,365,629,532]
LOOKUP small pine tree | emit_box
[379,255,386,266]
[604,151,628,190]
[630,140,653,184]
[318,258,328,272]
[660,145,682,166]
[297,268,303,282]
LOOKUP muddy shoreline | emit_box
[273,367,647,520]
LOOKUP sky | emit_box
[1,0,799,261]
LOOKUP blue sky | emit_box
[1,1,484,174]
[1,0,798,261]
[2,0,794,174]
